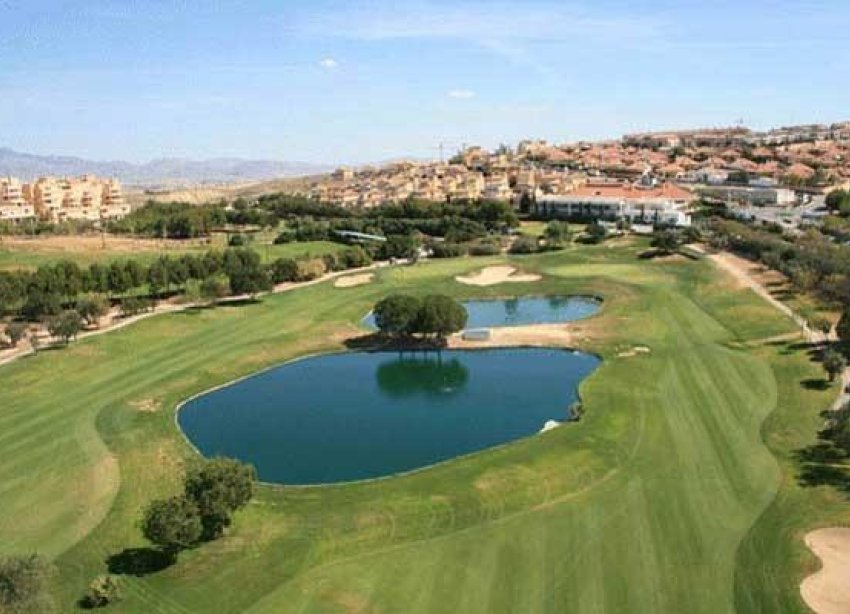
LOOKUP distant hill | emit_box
[0,147,332,187]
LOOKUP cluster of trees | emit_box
[0,246,372,327]
[373,294,468,340]
[709,219,850,306]
[108,202,227,239]
[141,458,256,559]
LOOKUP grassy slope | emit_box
[0,241,845,612]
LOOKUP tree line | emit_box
[1,245,373,339]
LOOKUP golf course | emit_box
[0,237,846,612]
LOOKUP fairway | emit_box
[0,240,846,612]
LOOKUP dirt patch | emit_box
[455,265,541,287]
[617,346,651,358]
[334,273,374,288]
[129,398,162,413]
[801,527,850,614]
[0,234,199,254]
[449,324,582,349]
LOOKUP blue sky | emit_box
[2,0,850,164]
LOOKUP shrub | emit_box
[468,242,501,256]
[80,575,122,609]
[270,258,299,283]
[4,321,27,347]
[431,243,467,258]
[295,259,326,282]
[340,246,372,269]
[227,234,247,247]
[120,296,154,317]
[508,236,539,254]
[76,295,110,327]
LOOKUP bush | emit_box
[468,242,501,256]
[227,234,248,247]
[80,575,122,609]
[46,309,84,345]
[431,243,467,258]
[508,236,539,254]
[76,294,111,327]
[295,259,326,282]
[120,296,154,317]
[4,321,27,347]
[340,246,372,269]
[270,258,299,283]
[584,223,608,244]
[200,276,231,302]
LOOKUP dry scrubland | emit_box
[0,239,847,612]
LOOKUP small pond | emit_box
[362,295,600,330]
[178,349,599,485]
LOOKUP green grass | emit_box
[0,239,347,271]
[0,240,847,612]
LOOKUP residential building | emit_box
[538,179,693,226]
[0,177,35,222]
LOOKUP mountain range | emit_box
[0,147,332,187]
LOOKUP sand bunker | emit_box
[334,273,374,288]
[801,527,850,614]
[455,266,541,286]
[539,419,561,433]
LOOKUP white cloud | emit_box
[319,57,339,69]
[447,89,475,100]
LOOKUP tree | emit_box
[380,234,421,260]
[373,294,422,337]
[199,277,230,304]
[825,189,849,212]
[823,348,847,382]
[107,261,131,297]
[544,221,571,247]
[224,249,271,297]
[46,309,83,345]
[837,309,850,346]
[76,295,110,328]
[183,458,257,540]
[414,295,468,339]
[4,322,27,348]
[80,575,122,609]
[0,554,56,613]
[147,258,170,298]
[651,229,683,255]
[141,496,203,554]
[29,333,41,354]
[584,223,608,244]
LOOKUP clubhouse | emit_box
[537,179,693,227]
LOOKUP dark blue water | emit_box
[362,296,600,330]
[178,349,599,485]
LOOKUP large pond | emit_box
[178,349,599,485]
[362,295,600,330]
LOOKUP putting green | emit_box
[0,241,845,612]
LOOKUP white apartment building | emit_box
[0,177,36,223]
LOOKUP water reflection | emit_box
[376,354,470,398]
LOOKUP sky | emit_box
[2,0,850,164]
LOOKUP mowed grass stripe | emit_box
[2,243,838,612]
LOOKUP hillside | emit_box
[0,147,331,187]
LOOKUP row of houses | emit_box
[0,175,129,224]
